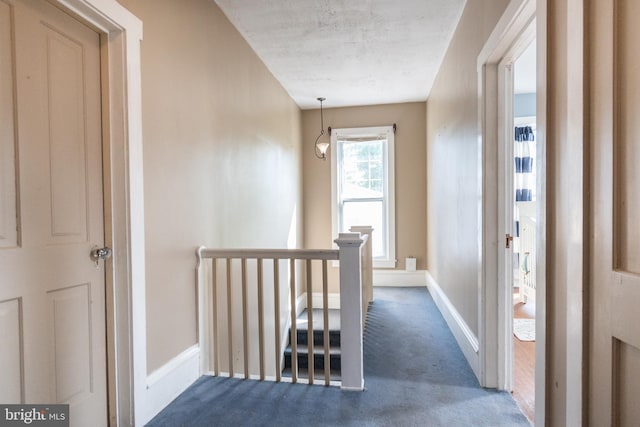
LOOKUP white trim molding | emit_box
[373,270,427,287]
[310,292,342,310]
[143,345,201,423]
[425,271,480,378]
[476,0,541,396]
[297,293,342,311]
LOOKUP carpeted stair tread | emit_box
[283,344,342,370]
[292,329,341,347]
[284,344,341,356]
[294,308,341,330]
[284,308,342,375]
[291,309,341,348]
[284,317,342,371]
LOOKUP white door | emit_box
[589,0,640,425]
[0,0,107,425]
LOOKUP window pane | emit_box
[341,140,384,199]
[342,200,384,258]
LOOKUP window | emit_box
[331,126,395,268]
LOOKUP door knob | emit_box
[90,246,112,266]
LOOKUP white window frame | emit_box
[331,126,396,268]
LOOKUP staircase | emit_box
[283,309,342,381]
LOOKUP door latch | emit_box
[90,246,112,267]
[505,234,513,249]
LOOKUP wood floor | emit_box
[513,296,536,424]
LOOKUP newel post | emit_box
[335,232,365,391]
[350,225,374,310]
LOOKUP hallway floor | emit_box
[147,287,529,427]
[513,298,536,423]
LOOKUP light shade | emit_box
[316,138,330,158]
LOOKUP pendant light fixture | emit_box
[314,97,330,160]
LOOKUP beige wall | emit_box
[118,0,302,373]
[302,102,427,292]
[426,0,510,336]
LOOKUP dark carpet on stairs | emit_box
[147,287,529,427]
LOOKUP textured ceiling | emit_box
[215,0,466,109]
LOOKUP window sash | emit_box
[339,198,387,258]
[331,126,396,268]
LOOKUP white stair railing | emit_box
[195,232,367,390]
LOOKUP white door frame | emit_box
[497,28,537,393]
[477,0,546,424]
[50,1,145,425]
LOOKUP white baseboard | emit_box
[373,270,427,287]
[298,292,341,310]
[140,344,200,424]
[312,292,341,309]
[425,271,480,378]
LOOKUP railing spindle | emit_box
[257,258,265,380]
[212,258,219,376]
[226,258,234,377]
[322,259,330,386]
[306,259,314,384]
[241,258,249,379]
[290,258,297,383]
[274,259,281,382]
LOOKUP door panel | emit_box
[589,0,640,425]
[46,27,89,242]
[0,0,18,249]
[0,298,23,403]
[0,0,107,425]
[613,339,640,425]
[615,0,640,274]
[48,284,93,404]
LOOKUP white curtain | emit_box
[514,126,535,202]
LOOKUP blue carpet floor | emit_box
[147,287,530,426]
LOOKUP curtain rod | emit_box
[328,123,397,136]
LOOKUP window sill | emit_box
[373,259,397,269]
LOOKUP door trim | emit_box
[496,26,537,393]
[476,0,546,425]
[50,1,144,425]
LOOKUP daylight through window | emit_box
[331,126,396,268]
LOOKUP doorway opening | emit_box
[510,38,537,423]
[477,0,544,424]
